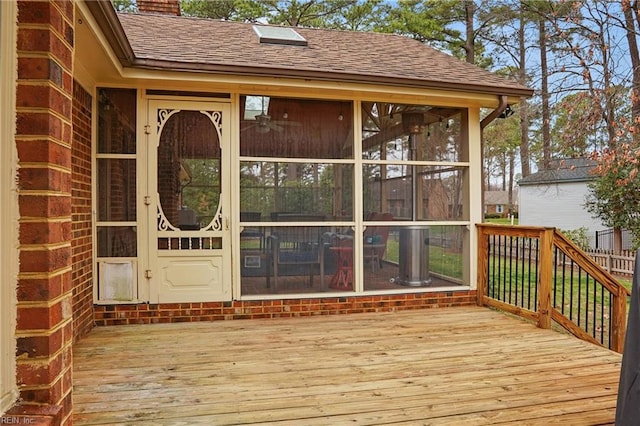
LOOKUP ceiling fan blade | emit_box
[272,120,302,127]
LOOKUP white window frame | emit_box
[236,98,476,297]
[0,0,19,414]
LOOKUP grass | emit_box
[486,251,631,349]
[484,217,519,225]
[386,239,463,279]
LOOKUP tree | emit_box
[112,0,136,12]
[181,0,375,29]
[586,144,640,249]
[476,0,539,178]
[622,0,640,139]
[483,110,520,210]
[180,0,268,22]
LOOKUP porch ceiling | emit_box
[73,306,621,424]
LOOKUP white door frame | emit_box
[145,99,232,303]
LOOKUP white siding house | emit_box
[518,158,605,248]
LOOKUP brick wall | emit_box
[72,81,94,341]
[137,0,181,16]
[94,291,477,325]
[10,1,75,424]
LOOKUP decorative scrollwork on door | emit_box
[157,109,178,134]
[201,200,223,232]
[155,107,224,250]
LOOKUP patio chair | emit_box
[364,212,393,271]
[266,214,326,291]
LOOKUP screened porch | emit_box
[236,95,471,296]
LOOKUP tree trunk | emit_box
[519,7,531,177]
[465,0,475,63]
[540,17,551,168]
[624,0,640,144]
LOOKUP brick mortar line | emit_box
[14,135,72,149]
[17,162,72,173]
[18,191,71,196]
[16,289,73,309]
[18,266,72,280]
[14,314,72,337]
[19,241,71,251]
[18,217,71,224]
[15,362,73,394]
[16,106,73,124]
[17,24,74,65]
[17,80,73,97]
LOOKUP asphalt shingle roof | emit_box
[116,13,531,96]
[518,158,597,186]
[485,190,511,205]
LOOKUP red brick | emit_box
[17,84,72,117]
[16,139,71,167]
[18,1,57,25]
[19,167,71,192]
[17,27,52,53]
[16,349,64,386]
[18,57,46,80]
[92,292,477,325]
[19,246,71,273]
[17,27,72,71]
[17,275,66,303]
[16,299,67,331]
[16,111,64,140]
[16,328,63,360]
[6,403,63,426]
[19,194,71,218]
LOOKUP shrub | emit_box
[484,213,502,219]
[561,227,590,251]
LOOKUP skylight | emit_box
[253,25,308,47]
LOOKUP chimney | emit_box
[137,0,181,16]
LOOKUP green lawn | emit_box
[386,239,463,279]
[484,217,519,225]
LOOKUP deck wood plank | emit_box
[73,306,621,425]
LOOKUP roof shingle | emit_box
[518,158,598,186]
[116,13,532,97]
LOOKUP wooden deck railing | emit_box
[477,224,631,353]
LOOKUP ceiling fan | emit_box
[242,96,300,133]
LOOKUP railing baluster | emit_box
[515,236,520,307]
[577,265,582,328]
[529,238,540,307]
[489,234,495,298]
[508,236,513,305]
[560,249,566,317]
[526,237,532,310]
[569,261,574,323]
[476,224,628,352]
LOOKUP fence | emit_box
[586,249,636,278]
[595,228,633,250]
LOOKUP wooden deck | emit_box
[73,306,622,425]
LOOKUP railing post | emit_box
[477,225,488,307]
[537,228,554,329]
[611,286,628,353]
